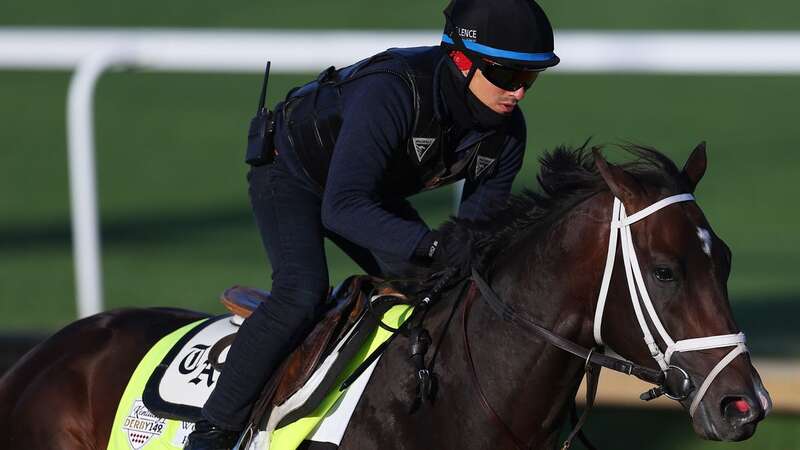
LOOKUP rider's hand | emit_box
[414,230,472,278]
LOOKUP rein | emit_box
[468,270,644,450]
[462,282,601,450]
[470,269,664,385]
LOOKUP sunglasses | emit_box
[479,61,542,92]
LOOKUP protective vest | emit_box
[279,46,509,191]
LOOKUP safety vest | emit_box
[279,46,509,191]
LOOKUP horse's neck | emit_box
[464,199,606,447]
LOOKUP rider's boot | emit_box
[186,291,324,449]
[184,420,240,450]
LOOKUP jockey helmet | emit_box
[441,0,560,72]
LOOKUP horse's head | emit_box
[591,143,771,441]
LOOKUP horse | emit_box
[0,143,771,449]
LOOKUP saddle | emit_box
[141,274,414,432]
[220,276,409,411]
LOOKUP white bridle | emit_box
[592,193,748,417]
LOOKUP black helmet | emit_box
[441,0,560,71]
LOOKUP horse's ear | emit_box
[682,141,707,192]
[593,148,641,205]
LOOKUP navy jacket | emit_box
[273,47,527,260]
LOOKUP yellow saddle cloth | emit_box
[106,304,412,450]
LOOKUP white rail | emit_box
[1,28,799,318]
[4,29,800,73]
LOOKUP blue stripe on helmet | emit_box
[441,34,556,62]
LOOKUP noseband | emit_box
[592,194,748,416]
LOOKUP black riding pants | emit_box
[202,151,425,430]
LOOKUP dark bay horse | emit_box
[0,143,770,449]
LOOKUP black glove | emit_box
[414,230,472,278]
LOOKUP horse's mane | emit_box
[441,141,685,271]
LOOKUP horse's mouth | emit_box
[691,385,770,441]
[693,405,761,442]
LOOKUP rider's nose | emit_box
[720,395,761,427]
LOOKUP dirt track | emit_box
[576,358,800,413]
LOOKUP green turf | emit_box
[1,70,798,353]
[2,0,800,30]
[581,408,800,450]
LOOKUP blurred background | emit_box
[0,0,798,448]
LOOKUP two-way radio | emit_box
[245,61,277,166]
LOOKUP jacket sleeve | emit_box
[458,109,526,222]
[321,74,429,259]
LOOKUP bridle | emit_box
[592,194,747,416]
[466,193,749,448]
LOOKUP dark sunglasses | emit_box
[479,61,542,92]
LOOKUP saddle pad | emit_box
[143,314,240,421]
[106,304,413,450]
[106,320,207,450]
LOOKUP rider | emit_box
[187,0,559,447]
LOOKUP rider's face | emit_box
[467,68,536,115]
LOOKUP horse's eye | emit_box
[654,267,674,282]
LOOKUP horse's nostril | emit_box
[721,396,757,425]
[733,399,749,413]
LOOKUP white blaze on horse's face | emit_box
[696,227,713,257]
